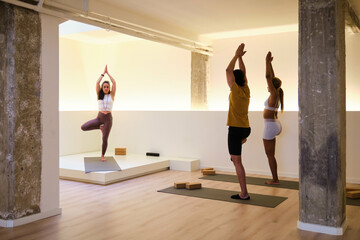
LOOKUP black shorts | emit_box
[228,126,251,156]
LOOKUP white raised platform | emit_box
[60,151,199,185]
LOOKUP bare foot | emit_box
[241,138,247,144]
[239,192,249,199]
[101,155,106,161]
[100,125,104,136]
[231,193,250,200]
[265,180,280,185]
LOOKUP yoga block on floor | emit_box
[346,191,360,199]
[146,152,160,157]
[202,170,216,175]
[115,148,126,155]
[346,187,360,192]
[186,183,202,190]
[174,182,189,189]
[201,168,214,173]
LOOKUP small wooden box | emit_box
[174,182,189,189]
[201,168,214,173]
[202,170,216,175]
[115,148,126,155]
[186,182,202,190]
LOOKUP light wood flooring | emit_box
[1,170,359,240]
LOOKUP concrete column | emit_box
[191,51,209,110]
[0,3,42,221]
[298,0,346,235]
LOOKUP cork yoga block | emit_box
[186,183,202,190]
[201,168,214,173]
[202,170,216,175]
[346,191,360,199]
[346,187,360,192]
[115,148,126,155]
[174,182,189,189]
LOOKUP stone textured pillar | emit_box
[191,51,209,110]
[0,2,42,220]
[298,0,346,235]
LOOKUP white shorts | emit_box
[263,119,282,140]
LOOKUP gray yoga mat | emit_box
[200,174,299,190]
[158,186,287,208]
[84,157,121,173]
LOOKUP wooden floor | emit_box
[1,170,359,240]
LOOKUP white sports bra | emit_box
[98,94,113,111]
[264,97,279,111]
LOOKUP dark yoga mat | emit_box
[84,157,121,173]
[200,174,299,190]
[347,198,360,207]
[200,174,360,207]
[158,186,287,208]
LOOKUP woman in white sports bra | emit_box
[81,65,116,161]
[263,52,284,185]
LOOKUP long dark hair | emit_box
[272,77,284,118]
[98,81,111,100]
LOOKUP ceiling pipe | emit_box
[37,0,44,9]
[0,0,213,55]
[83,0,89,16]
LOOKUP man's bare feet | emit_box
[100,125,104,136]
[265,180,280,185]
[231,192,250,200]
[241,138,247,144]
[101,155,106,161]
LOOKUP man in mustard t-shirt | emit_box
[225,43,251,200]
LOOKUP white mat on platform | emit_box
[60,152,199,185]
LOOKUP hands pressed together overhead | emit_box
[103,64,108,75]
[266,51,273,63]
[236,43,247,57]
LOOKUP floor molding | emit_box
[0,208,62,228]
[297,220,347,236]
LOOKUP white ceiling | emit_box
[98,0,299,35]
[60,21,141,44]
[59,0,360,44]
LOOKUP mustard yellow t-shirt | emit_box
[227,83,250,127]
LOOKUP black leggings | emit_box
[228,126,251,156]
[81,112,113,155]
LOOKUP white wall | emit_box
[40,14,62,216]
[346,111,360,183]
[208,31,360,111]
[60,111,100,155]
[59,38,191,111]
[60,110,360,183]
[346,32,360,111]
[208,31,299,111]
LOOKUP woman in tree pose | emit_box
[81,65,116,161]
